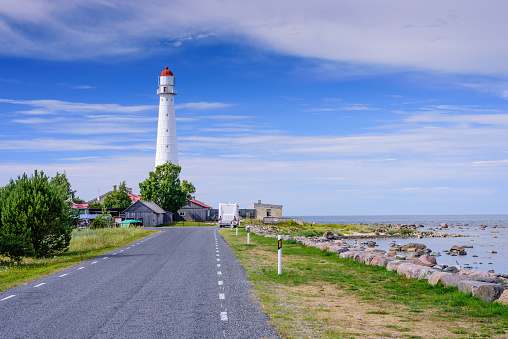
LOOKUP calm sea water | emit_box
[289,215,508,275]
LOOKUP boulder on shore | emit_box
[458,280,505,302]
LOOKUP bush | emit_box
[90,208,113,229]
[0,170,72,258]
[0,232,31,264]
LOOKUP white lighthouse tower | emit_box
[155,66,178,167]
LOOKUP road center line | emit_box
[34,283,46,288]
[1,295,15,301]
[78,267,85,270]
[59,274,68,277]
[220,312,228,321]
[217,264,221,268]
[217,271,222,276]
[218,281,223,285]
[219,293,225,299]
[217,258,220,261]
[91,261,98,264]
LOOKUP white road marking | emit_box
[219,293,225,299]
[34,283,46,288]
[217,271,222,276]
[1,295,15,301]
[218,281,223,286]
[112,253,117,255]
[78,267,85,270]
[217,264,221,268]
[103,257,108,260]
[59,274,68,277]
[120,250,124,253]
[91,261,98,264]
[217,258,220,262]
[216,254,219,257]
[220,312,228,321]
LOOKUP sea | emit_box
[289,215,508,275]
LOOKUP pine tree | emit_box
[0,170,72,258]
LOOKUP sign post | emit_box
[247,226,250,245]
[236,226,238,236]
[277,235,282,275]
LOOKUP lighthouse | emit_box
[155,66,178,167]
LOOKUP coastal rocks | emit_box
[441,223,448,228]
[448,245,467,255]
[488,250,498,254]
[428,272,452,285]
[400,243,430,253]
[439,273,473,287]
[386,260,405,272]
[323,231,339,240]
[495,290,508,305]
[458,280,505,302]
[415,254,437,267]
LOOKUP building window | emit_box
[179,212,185,216]
[266,209,271,217]
[166,98,168,101]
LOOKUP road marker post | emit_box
[247,226,250,245]
[236,226,238,236]
[278,235,282,275]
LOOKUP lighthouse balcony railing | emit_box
[157,88,177,95]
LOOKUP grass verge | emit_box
[220,228,508,339]
[0,227,156,292]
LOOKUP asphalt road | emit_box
[0,227,278,339]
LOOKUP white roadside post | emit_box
[247,226,250,245]
[236,225,238,236]
[278,235,282,275]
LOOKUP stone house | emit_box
[254,200,283,219]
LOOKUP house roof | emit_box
[188,200,212,209]
[124,200,166,214]
[128,193,141,202]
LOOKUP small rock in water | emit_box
[488,250,497,254]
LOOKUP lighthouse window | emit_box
[166,129,168,132]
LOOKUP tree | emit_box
[139,162,194,215]
[50,171,75,201]
[0,170,72,258]
[103,181,132,209]
[181,180,196,200]
[89,200,102,208]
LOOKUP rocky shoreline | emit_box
[248,225,508,304]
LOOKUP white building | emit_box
[155,66,178,167]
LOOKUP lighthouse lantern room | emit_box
[155,66,178,168]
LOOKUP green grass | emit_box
[0,227,155,292]
[220,228,508,338]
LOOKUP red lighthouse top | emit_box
[160,66,173,76]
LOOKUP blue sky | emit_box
[1,0,507,215]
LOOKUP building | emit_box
[254,200,283,219]
[155,66,178,167]
[123,200,172,227]
[176,200,212,222]
[87,186,140,205]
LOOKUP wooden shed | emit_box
[123,200,172,226]
[176,200,212,222]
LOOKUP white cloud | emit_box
[1,1,508,75]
